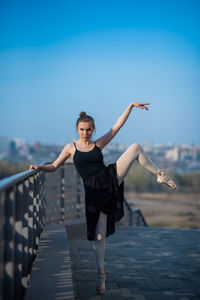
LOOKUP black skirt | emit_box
[83,162,124,241]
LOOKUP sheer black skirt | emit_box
[83,162,124,241]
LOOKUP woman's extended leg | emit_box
[116,143,176,189]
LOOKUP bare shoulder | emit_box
[63,142,75,153]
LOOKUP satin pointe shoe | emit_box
[156,170,177,190]
[96,268,106,295]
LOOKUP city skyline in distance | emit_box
[0,133,199,149]
[1,133,199,176]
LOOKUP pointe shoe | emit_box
[156,170,177,190]
[96,268,106,295]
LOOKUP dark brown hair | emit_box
[76,111,95,130]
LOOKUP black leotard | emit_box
[73,141,105,178]
[73,141,124,241]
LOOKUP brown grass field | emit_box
[125,192,200,229]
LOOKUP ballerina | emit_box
[30,102,177,295]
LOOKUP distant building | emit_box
[165,146,180,161]
[0,135,10,153]
[8,140,18,155]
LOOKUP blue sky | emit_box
[0,0,199,146]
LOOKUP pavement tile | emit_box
[129,287,143,294]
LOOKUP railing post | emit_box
[41,172,46,228]
[38,171,45,233]
[3,188,15,300]
[0,191,5,300]
[27,176,34,284]
[14,183,23,299]
[21,180,29,295]
[60,165,65,223]
[37,173,42,236]
[76,173,81,219]
[35,173,40,246]
[137,213,140,226]
[130,210,134,226]
[32,175,37,260]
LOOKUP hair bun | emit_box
[79,111,86,117]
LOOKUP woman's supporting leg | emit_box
[93,211,107,294]
[93,211,107,270]
[116,143,176,189]
[116,143,159,186]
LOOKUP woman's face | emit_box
[77,121,94,141]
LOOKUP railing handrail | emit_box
[0,169,38,191]
[123,197,148,226]
[124,197,133,212]
[132,208,148,226]
[0,161,75,192]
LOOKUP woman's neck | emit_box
[78,139,93,145]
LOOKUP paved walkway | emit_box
[25,224,75,300]
[68,226,200,300]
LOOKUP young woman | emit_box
[30,102,176,295]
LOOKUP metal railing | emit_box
[0,169,46,300]
[0,161,147,300]
[0,162,85,300]
[117,198,148,227]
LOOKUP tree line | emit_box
[0,160,29,179]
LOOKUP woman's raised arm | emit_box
[96,102,150,149]
[29,143,71,172]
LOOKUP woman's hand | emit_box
[130,102,150,111]
[29,164,41,170]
